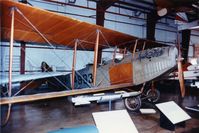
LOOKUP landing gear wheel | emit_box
[146,89,160,103]
[124,96,141,111]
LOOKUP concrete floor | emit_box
[1,81,199,133]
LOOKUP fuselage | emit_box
[62,46,178,89]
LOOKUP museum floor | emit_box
[1,81,199,133]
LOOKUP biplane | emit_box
[0,0,186,125]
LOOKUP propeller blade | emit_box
[178,58,185,97]
[177,33,185,97]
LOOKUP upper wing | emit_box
[1,0,166,50]
[0,72,70,85]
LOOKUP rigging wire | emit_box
[15,7,92,88]
[77,31,113,84]
[15,40,71,90]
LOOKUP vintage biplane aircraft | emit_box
[0,0,186,125]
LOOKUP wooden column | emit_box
[97,49,102,64]
[71,40,78,90]
[96,3,105,64]
[181,30,191,63]
[8,8,15,97]
[96,2,105,26]
[146,11,159,41]
[95,1,119,64]
[20,41,26,74]
[93,30,100,86]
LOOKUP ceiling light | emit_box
[157,8,167,16]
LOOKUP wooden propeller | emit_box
[177,33,185,97]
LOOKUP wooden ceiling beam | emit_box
[96,0,119,64]
[181,30,191,63]
[97,0,119,10]
[146,11,160,41]
[96,0,119,26]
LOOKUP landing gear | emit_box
[146,89,160,103]
[123,82,160,111]
[124,96,141,111]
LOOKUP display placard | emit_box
[156,101,191,124]
[92,110,138,133]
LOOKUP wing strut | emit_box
[2,7,15,126]
[71,39,78,90]
[132,39,139,59]
[93,30,100,86]
[14,7,91,88]
[142,41,146,51]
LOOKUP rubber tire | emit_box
[124,96,141,111]
[146,89,160,103]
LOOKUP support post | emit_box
[181,30,191,63]
[96,2,105,26]
[71,40,78,90]
[97,49,102,64]
[146,11,159,41]
[96,2,105,65]
[20,41,26,74]
[96,0,117,64]
[19,41,26,95]
[93,30,100,86]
